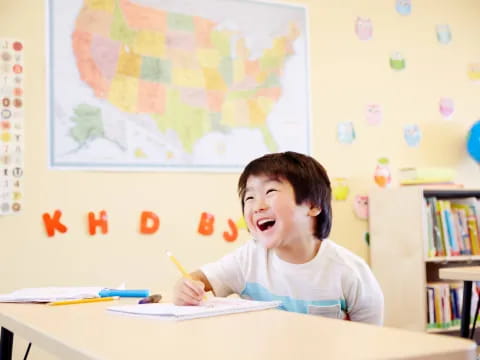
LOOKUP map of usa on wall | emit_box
[48,0,310,171]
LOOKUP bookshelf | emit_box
[369,187,480,333]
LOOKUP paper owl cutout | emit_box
[439,97,454,119]
[353,195,369,220]
[355,17,373,41]
[395,0,411,15]
[236,216,247,230]
[373,157,391,188]
[390,52,406,71]
[366,104,383,126]
[436,24,452,44]
[467,63,480,82]
[332,178,350,201]
[337,122,356,144]
[404,124,422,147]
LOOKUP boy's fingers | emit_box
[183,279,205,297]
[178,288,201,305]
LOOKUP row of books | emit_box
[426,282,479,329]
[424,197,480,258]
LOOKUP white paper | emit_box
[108,297,281,320]
[0,286,103,303]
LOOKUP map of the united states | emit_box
[71,0,299,154]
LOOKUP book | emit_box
[398,167,456,184]
[437,200,452,256]
[452,207,471,255]
[442,200,460,256]
[423,199,436,258]
[400,182,464,189]
[450,198,480,255]
[107,297,281,320]
[426,287,435,328]
[426,197,445,257]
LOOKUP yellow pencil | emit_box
[166,251,192,279]
[47,296,118,306]
[166,251,207,300]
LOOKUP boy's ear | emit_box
[308,206,321,217]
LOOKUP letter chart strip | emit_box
[0,39,24,215]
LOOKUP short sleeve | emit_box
[343,260,384,325]
[200,241,254,297]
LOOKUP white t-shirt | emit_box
[201,238,384,325]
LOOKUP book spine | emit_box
[424,199,436,258]
[429,197,446,257]
[427,287,435,328]
[466,205,480,255]
[444,201,460,256]
[438,200,452,256]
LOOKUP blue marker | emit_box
[99,289,150,298]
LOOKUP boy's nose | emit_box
[254,199,268,213]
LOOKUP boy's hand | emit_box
[173,278,206,305]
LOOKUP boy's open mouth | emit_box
[257,219,275,231]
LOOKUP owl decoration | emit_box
[467,63,480,82]
[355,17,373,41]
[353,195,369,220]
[1,120,10,130]
[403,124,421,147]
[332,178,350,201]
[395,0,411,15]
[373,157,392,188]
[439,97,454,119]
[366,104,383,126]
[337,122,356,144]
[390,52,406,71]
[436,24,452,44]
[236,217,247,230]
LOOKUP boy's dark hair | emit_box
[237,151,332,239]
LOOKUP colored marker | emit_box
[99,289,149,298]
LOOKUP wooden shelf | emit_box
[423,189,480,199]
[369,187,480,332]
[426,256,480,263]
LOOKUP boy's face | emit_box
[243,174,319,250]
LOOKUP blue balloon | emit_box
[467,120,480,162]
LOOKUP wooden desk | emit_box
[440,266,480,338]
[0,300,476,360]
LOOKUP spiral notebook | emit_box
[107,297,281,320]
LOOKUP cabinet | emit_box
[369,187,480,333]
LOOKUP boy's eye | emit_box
[266,189,277,194]
[244,196,253,202]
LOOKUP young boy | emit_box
[173,151,384,325]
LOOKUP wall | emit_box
[1,0,480,357]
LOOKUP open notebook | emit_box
[0,287,103,303]
[107,297,281,320]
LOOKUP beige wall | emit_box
[2,0,480,289]
[1,0,480,344]
[1,0,480,358]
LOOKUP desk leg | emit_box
[461,280,473,338]
[0,327,13,360]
